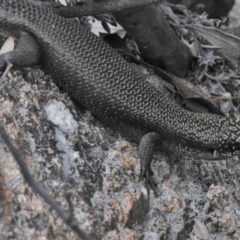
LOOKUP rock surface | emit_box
[1,2,240,240]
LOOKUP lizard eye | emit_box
[210,149,218,157]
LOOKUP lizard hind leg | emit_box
[100,119,162,194]
[0,32,41,82]
[138,132,162,195]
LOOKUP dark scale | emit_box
[0,0,240,191]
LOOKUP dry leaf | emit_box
[189,24,240,73]
[170,74,222,114]
[0,36,15,54]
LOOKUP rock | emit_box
[0,67,240,239]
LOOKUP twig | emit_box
[0,123,89,240]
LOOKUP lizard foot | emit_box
[139,164,157,195]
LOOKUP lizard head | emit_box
[180,116,240,161]
[206,117,240,160]
[166,115,240,161]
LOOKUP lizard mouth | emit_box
[181,145,240,161]
[167,141,240,161]
[199,149,240,161]
[204,149,240,161]
[192,149,240,161]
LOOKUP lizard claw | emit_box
[139,165,157,195]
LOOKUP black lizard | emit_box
[0,0,240,190]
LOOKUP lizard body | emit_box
[0,0,240,176]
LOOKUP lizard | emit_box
[0,0,240,191]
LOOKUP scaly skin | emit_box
[0,0,240,160]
